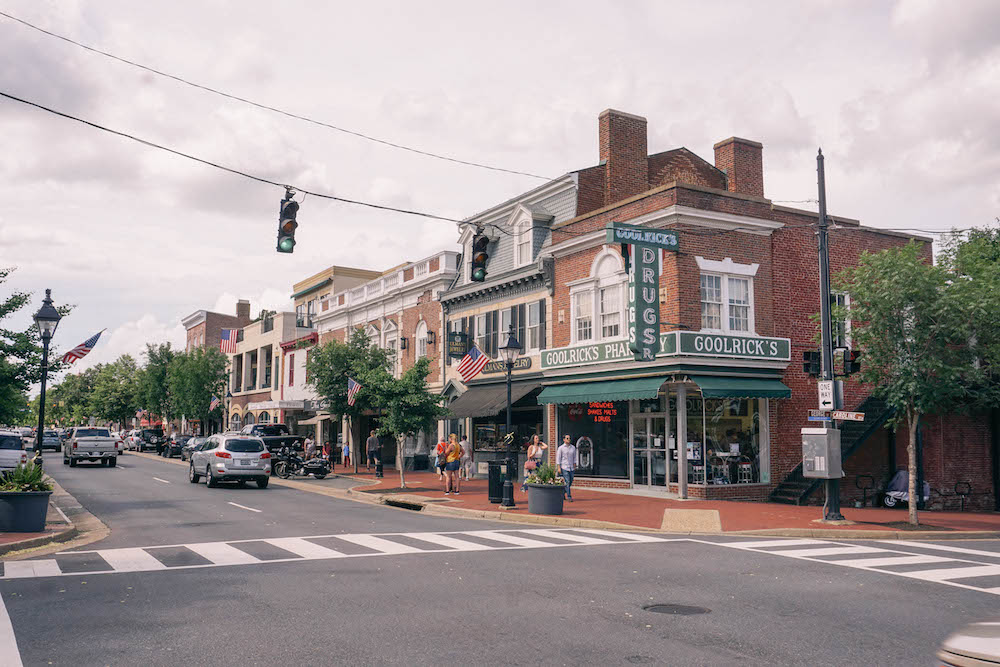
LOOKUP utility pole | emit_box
[817,149,844,521]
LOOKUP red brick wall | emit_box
[399,299,443,384]
[403,267,414,282]
[713,137,764,198]
[599,109,648,206]
[429,257,440,272]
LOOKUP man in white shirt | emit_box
[555,434,578,502]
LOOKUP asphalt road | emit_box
[1,452,997,666]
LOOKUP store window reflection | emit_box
[704,398,762,484]
[558,402,628,478]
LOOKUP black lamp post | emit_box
[33,289,62,466]
[498,324,523,508]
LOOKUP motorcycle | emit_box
[883,469,931,508]
[273,446,330,480]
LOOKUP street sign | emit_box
[831,410,865,422]
[817,380,834,410]
[807,409,832,422]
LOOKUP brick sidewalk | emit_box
[337,468,1000,534]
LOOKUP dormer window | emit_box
[517,219,532,266]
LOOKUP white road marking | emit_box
[0,592,23,667]
[765,545,884,558]
[574,529,670,543]
[264,537,346,560]
[186,542,261,566]
[406,533,494,551]
[723,539,826,549]
[523,529,616,545]
[463,530,561,548]
[834,554,951,568]
[52,504,71,524]
[227,502,262,513]
[881,540,1000,560]
[152,477,170,484]
[903,564,1000,582]
[335,534,424,554]
[97,548,166,573]
[2,561,61,579]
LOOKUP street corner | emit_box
[0,476,108,560]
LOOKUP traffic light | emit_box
[802,350,821,377]
[470,233,490,282]
[844,349,862,375]
[277,194,299,253]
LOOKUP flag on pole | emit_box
[61,331,103,364]
[209,395,220,412]
[347,377,361,406]
[220,329,238,354]
[457,344,490,383]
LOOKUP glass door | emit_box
[631,417,649,486]
[631,415,668,488]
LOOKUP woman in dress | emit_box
[520,434,548,492]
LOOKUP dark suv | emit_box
[162,434,190,459]
[139,428,165,453]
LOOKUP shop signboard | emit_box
[447,332,469,358]
[541,331,790,369]
[481,357,532,374]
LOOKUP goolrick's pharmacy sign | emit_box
[540,331,791,369]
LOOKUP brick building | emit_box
[442,108,994,509]
[313,251,460,465]
[292,265,382,328]
[181,300,252,353]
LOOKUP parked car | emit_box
[939,618,1000,666]
[0,430,29,473]
[181,436,207,461]
[238,424,304,453]
[18,427,33,448]
[137,428,165,453]
[189,434,270,488]
[162,434,191,458]
[63,427,120,467]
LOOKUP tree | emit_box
[307,328,393,471]
[90,356,142,428]
[167,348,228,435]
[834,241,973,525]
[138,343,176,425]
[379,357,449,488]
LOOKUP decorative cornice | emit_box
[441,272,547,311]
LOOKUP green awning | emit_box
[690,375,791,399]
[537,377,666,405]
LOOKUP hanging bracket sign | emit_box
[606,222,680,362]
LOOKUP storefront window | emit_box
[704,398,763,485]
[472,410,542,453]
[557,402,628,478]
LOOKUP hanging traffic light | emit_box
[802,350,821,377]
[844,349,862,375]
[277,192,299,253]
[470,233,490,282]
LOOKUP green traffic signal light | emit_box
[278,236,295,252]
[472,267,486,281]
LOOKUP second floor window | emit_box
[526,301,542,352]
[599,286,622,339]
[832,292,850,348]
[700,273,753,334]
[573,292,593,342]
[475,313,488,352]
[416,321,428,358]
[288,353,294,386]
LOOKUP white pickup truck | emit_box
[63,427,122,467]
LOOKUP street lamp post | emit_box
[33,289,62,466]
[498,324,523,509]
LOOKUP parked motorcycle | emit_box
[883,469,931,507]
[273,446,329,480]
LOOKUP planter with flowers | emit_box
[0,462,53,532]
[524,464,566,515]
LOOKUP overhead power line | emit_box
[0,10,553,181]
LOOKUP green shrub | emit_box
[525,463,564,486]
[0,462,53,492]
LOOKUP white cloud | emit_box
[55,313,186,377]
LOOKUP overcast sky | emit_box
[2,0,998,383]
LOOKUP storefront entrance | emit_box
[631,415,668,487]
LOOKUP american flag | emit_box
[209,395,220,412]
[220,329,238,354]
[457,344,490,383]
[347,377,361,407]
[61,331,103,364]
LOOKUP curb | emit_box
[0,477,110,560]
[124,452,1000,541]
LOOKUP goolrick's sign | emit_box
[541,331,791,369]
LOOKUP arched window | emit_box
[384,320,399,376]
[244,412,256,426]
[230,414,242,430]
[365,324,380,346]
[415,320,429,358]
[570,246,628,344]
[258,411,270,424]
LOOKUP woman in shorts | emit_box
[444,433,462,495]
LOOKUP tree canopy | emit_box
[167,347,229,434]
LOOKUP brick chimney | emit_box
[713,137,764,198]
[599,109,648,206]
[235,299,251,325]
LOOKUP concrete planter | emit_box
[527,483,564,516]
[0,491,52,532]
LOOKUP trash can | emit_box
[487,460,506,503]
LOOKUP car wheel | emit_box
[256,477,269,489]
[109,457,117,467]
[188,463,200,484]
[313,474,326,480]
[206,466,219,488]
[69,458,77,468]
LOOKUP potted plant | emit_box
[0,462,53,532]
[524,464,566,515]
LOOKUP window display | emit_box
[557,401,628,478]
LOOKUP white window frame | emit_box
[499,308,512,338]
[572,291,593,343]
[516,220,532,267]
[384,321,399,378]
[569,247,628,345]
[695,257,759,335]
[416,321,429,358]
[526,301,542,353]
[474,313,487,352]
[832,292,851,349]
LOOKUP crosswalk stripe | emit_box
[766,546,884,558]
[833,554,952,568]
[900,565,1000,582]
[98,548,166,572]
[723,539,826,549]
[335,534,424,554]
[2,561,60,579]
[406,533,493,551]
[263,538,346,560]
[463,530,562,548]
[523,529,616,545]
[880,541,1000,560]
[186,542,261,566]
[573,529,667,543]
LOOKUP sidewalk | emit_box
[0,477,108,559]
[334,467,1000,538]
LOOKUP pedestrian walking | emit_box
[555,434,578,501]
[342,438,351,469]
[322,440,332,461]
[304,436,316,460]
[435,439,447,481]
[459,434,473,481]
[365,430,381,472]
[443,433,462,495]
[520,434,548,492]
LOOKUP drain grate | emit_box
[383,499,424,511]
[643,604,710,615]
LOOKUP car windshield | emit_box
[0,435,22,450]
[255,425,288,436]
[44,431,58,437]
[175,436,191,443]
[225,439,264,453]
[189,438,206,446]
[76,428,111,437]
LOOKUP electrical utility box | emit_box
[801,427,842,479]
